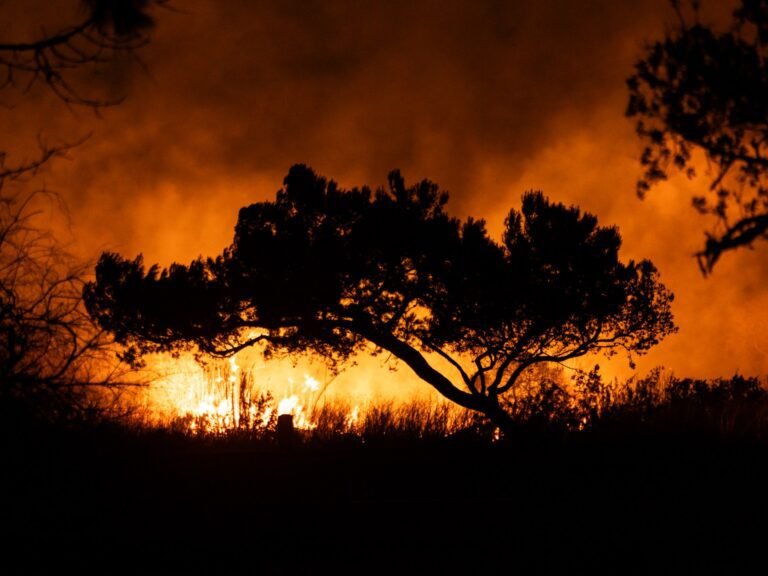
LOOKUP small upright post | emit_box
[276,413,296,449]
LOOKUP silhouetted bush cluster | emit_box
[598,369,768,438]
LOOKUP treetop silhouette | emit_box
[85,165,676,428]
[628,0,768,273]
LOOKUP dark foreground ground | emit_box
[3,423,768,575]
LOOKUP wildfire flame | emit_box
[135,350,473,438]
[277,395,300,415]
[345,404,361,429]
[275,373,323,429]
[140,352,333,434]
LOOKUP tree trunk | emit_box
[353,321,516,433]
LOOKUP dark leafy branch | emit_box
[0,0,167,108]
[628,0,768,273]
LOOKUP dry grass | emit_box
[73,368,768,445]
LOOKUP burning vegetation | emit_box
[117,350,768,443]
[136,351,478,439]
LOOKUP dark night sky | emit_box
[2,0,765,388]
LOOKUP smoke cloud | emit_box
[3,0,764,387]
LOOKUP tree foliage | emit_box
[85,166,676,429]
[0,2,165,423]
[627,0,768,273]
[0,187,134,421]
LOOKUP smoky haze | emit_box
[3,0,765,384]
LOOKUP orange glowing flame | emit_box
[277,395,299,415]
[139,352,333,434]
[275,374,322,429]
[135,350,473,438]
[345,405,361,430]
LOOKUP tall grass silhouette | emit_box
[115,362,768,443]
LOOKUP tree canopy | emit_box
[85,165,676,428]
[627,0,768,273]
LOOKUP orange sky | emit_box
[3,0,765,393]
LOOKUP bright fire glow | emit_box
[139,352,345,434]
[277,395,299,415]
[274,374,324,429]
[345,405,361,429]
[131,350,475,438]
